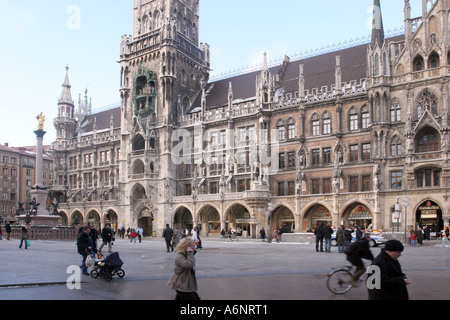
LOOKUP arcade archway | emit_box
[226,203,252,237]
[416,200,443,235]
[174,207,193,232]
[303,204,332,232]
[198,205,221,237]
[343,203,373,229]
[105,209,118,231]
[272,206,295,233]
[87,210,101,229]
[71,210,84,226]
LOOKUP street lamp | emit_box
[394,197,401,232]
[267,202,274,243]
[402,197,410,246]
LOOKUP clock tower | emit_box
[118,0,210,232]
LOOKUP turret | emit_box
[54,66,77,140]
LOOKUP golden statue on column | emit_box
[36,112,45,131]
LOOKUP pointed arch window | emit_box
[390,136,402,157]
[287,117,296,140]
[428,52,440,69]
[311,114,320,136]
[361,106,370,129]
[375,53,380,76]
[322,112,332,135]
[349,107,359,131]
[390,100,401,122]
[276,119,286,141]
[413,55,424,72]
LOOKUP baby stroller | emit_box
[90,252,125,282]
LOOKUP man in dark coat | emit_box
[163,224,174,252]
[77,226,92,275]
[368,240,410,300]
[346,233,374,285]
[99,224,113,253]
[314,223,325,252]
[5,222,11,240]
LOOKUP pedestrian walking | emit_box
[89,225,99,253]
[77,226,92,275]
[410,231,417,246]
[172,226,181,249]
[355,225,363,240]
[226,228,232,242]
[368,240,410,300]
[18,226,29,249]
[137,226,144,243]
[99,224,113,253]
[5,221,11,240]
[196,225,203,249]
[314,223,324,252]
[191,227,199,248]
[416,228,423,246]
[260,228,266,241]
[163,224,174,252]
[130,229,137,243]
[167,238,200,300]
[324,223,334,253]
[336,227,345,253]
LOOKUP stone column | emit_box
[31,130,50,216]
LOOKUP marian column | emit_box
[24,113,60,227]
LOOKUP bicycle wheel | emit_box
[326,268,353,294]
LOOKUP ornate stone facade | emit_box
[51,0,450,238]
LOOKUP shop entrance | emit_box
[344,204,372,230]
[272,206,295,233]
[416,200,443,236]
[304,205,332,232]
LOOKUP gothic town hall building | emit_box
[50,0,450,238]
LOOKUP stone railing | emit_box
[9,226,77,241]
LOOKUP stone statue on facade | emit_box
[373,164,380,192]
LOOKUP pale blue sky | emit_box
[0,0,422,147]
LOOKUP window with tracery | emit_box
[417,90,438,117]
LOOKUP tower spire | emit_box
[59,65,74,105]
[371,0,385,48]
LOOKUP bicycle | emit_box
[326,265,364,295]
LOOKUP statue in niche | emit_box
[332,167,341,194]
[295,165,305,195]
[191,169,198,202]
[219,171,226,196]
[373,164,380,192]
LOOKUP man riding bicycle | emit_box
[345,232,374,286]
